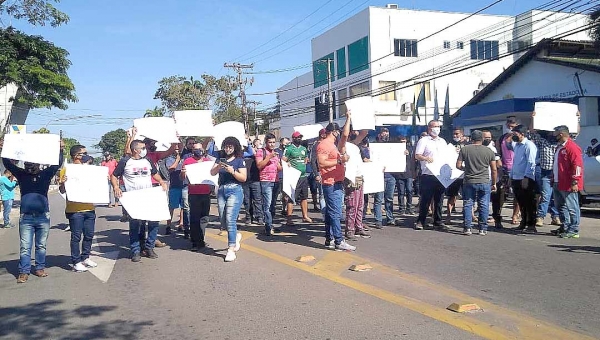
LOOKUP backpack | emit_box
[157,159,170,181]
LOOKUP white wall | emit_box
[0,83,29,133]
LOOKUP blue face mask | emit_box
[81,155,93,163]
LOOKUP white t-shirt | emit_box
[113,156,158,192]
[415,135,447,175]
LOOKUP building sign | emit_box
[10,125,26,134]
[536,89,587,100]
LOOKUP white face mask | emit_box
[139,149,147,158]
[430,127,441,137]
[453,137,462,142]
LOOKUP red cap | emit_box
[292,131,303,138]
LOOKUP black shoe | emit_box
[131,252,141,262]
[524,227,538,234]
[190,244,199,252]
[177,226,184,232]
[183,231,189,239]
[550,227,565,236]
[120,215,129,222]
[142,248,158,259]
[165,226,172,235]
[495,221,504,229]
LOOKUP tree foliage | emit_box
[590,7,600,46]
[154,74,241,124]
[0,0,69,27]
[32,127,50,133]
[0,27,77,109]
[144,105,166,117]
[95,129,127,157]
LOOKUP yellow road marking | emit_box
[206,231,596,340]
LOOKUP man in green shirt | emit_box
[283,131,312,225]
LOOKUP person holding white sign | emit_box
[2,138,64,284]
[414,120,448,231]
[111,140,169,263]
[210,137,247,262]
[181,142,213,251]
[59,145,99,273]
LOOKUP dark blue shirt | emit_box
[218,157,246,186]
[2,153,64,214]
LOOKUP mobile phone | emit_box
[219,158,227,165]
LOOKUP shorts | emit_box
[446,178,463,197]
[169,187,183,210]
[294,176,309,202]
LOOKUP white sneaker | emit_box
[335,240,356,252]
[73,262,88,272]
[83,258,98,268]
[234,233,242,252]
[225,248,237,262]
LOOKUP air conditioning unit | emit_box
[386,4,399,9]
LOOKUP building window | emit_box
[414,82,431,102]
[312,53,334,88]
[443,41,450,49]
[507,40,528,53]
[457,41,464,49]
[379,81,396,101]
[314,91,336,123]
[338,88,348,117]
[394,39,418,57]
[336,47,346,80]
[349,81,369,97]
[470,40,499,60]
[348,36,369,75]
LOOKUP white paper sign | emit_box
[293,124,324,140]
[282,163,301,204]
[361,162,385,194]
[134,117,179,143]
[1,133,60,165]
[185,161,219,186]
[369,143,407,173]
[345,96,375,130]
[119,186,170,222]
[345,143,362,184]
[533,102,579,132]
[64,164,110,204]
[425,143,464,188]
[174,110,214,137]
[214,121,248,148]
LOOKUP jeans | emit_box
[181,187,190,227]
[18,212,51,274]
[243,181,263,223]
[383,176,396,223]
[3,199,13,225]
[462,183,491,231]
[218,183,243,247]
[108,180,116,205]
[189,194,211,246]
[512,179,538,228]
[67,211,96,264]
[417,174,445,225]
[373,191,383,225]
[261,181,275,232]
[344,185,364,232]
[553,184,581,234]
[129,219,159,254]
[322,182,344,244]
[535,168,559,218]
[272,181,281,217]
[397,178,414,213]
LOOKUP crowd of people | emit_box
[0,111,585,284]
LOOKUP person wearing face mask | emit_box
[111,140,169,262]
[2,138,64,283]
[414,120,448,231]
[586,138,599,157]
[256,133,283,236]
[509,125,538,233]
[164,146,183,236]
[241,139,263,226]
[497,117,521,224]
[446,127,466,224]
[101,152,118,208]
[181,143,213,250]
[551,125,583,238]
[283,131,312,225]
[59,145,99,273]
[483,130,505,229]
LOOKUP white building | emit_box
[0,83,30,133]
[276,5,591,138]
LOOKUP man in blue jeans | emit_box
[530,131,561,227]
[256,133,282,235]
[2,138,64,283]
[456,130,497,235]
[112,140,169,262]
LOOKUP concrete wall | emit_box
[0,84,29,133]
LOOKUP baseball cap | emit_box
[292,131,303,138]
[325,122,340,132]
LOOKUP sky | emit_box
[8,0,542,150]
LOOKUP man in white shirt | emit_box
[414,120,448,230]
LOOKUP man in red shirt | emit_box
[317,118,355,252]
[101,152,118,207]
[551,125,583,238]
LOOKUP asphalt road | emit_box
[0,192,599,340]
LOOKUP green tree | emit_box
[61,136,79,162]
[154,74,241,124]
[0,0,69,27]
[590,7,600,45]
[95,129,127,157]
[144,105,167,117]
[0,27,77,110]
[32,127,50,133]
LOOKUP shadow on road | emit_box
[0,255,72,277]
[0,299,152,340]
[547,244,600,255]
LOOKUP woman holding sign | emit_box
[210,137,247,262]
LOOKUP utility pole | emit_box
[324,58,334,123]
[247,100,262,138]
[224,62,254,132]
